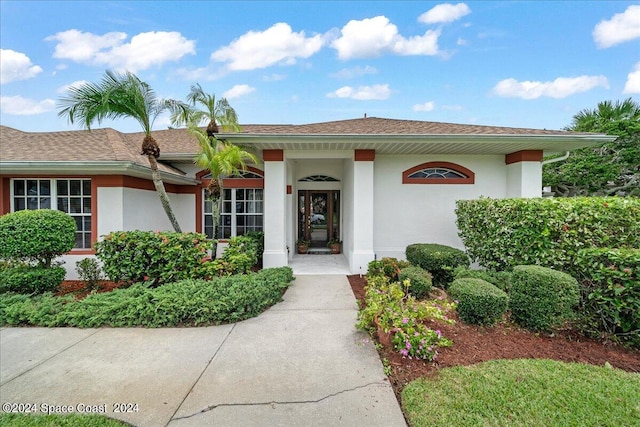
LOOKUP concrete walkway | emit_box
[0,275,406,427]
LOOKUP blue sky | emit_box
[1,1,639,133]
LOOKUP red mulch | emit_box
[56,280,126,299]
[347,274,640,398]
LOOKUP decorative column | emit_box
[262,149,288,268]
[505,150,543,198]
[351,149,376,273]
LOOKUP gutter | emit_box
[541,151,570,165]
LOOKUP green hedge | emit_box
[455,197,639,271]
[0,209,75,267]
[453,267,512,293]
[406,244,470,288]
[449,278,508,326]
[510,265,580,332]
[0,266,66,294]
[574,248,639,347]
[398,266,433,299]
[0,267,294,327]
[95,231,212,285]
[367,257,411,281]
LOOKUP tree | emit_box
[543,98,640,197]
[189,124,258,239]
[58,70,189,231]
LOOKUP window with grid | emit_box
[205,188,263,239]
[11,178,92,249]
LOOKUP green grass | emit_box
[0,414,130,426]
[402,359,640,427]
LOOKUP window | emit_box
[12,178,92,249]
[402,162,475,184]
[299,175,340,182]
[204,188,263,239]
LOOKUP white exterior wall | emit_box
[263,159,288,268]
[373,155,507,260]
[350,159,375,274]
[507,161,542,198]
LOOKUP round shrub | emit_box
[453,267,513,293]
[406,243,470,288]
[0,210,76,267]
[449,278,508,326]
[0,266,66,294]
[510,265,580,331]
[398,266,433,299]
[367,257,411,281]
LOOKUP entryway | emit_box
[289,254,350,275]
[297,190,340,248]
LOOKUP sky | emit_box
[1,1,639,133]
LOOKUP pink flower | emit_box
[435,329,442,338]
[400,349,409,357]
[402,318,409,324]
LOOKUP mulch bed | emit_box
[347,274,640,398]
[56,280,126,299]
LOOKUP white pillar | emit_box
[506,151,543,198]
[350,150,376,273]
[263,150,288,268]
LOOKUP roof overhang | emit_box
[209,133,616,156]
[0,161,199,185]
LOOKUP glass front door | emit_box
[298,190,339,248]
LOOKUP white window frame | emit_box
[203,188,264,239]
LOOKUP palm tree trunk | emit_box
[148,155,182,232]
[215,177,223,239]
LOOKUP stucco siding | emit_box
[373,155,507,260]
[121,188,195,232]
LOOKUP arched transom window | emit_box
[402,162,475,184]
[299,175,340,182]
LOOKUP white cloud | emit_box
[457,37,468,46]
[330,65,378,79]
[211,23,324,71]
[331,16,440,59]
[45,29,195,72]
[327,84,391,100]
[0,49,43,84]
[263,73,287,82]
[593,5,640,48]
[413,101,435,112]
[492,75,609,99]
[56,80,89,94]
[223,84,255,99]
[624,62,640,94]
[0,95,56,115]
[419,3,471,24]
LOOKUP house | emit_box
[0,117,614,278]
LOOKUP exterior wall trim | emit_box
[354,149,375,161]
[505,150,543,165]
[402,161,475,184]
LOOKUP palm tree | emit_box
[58,70,189,232]
[189,124,258,239]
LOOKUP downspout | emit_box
[541,151,570,165]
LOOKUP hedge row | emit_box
[455,197,639,271]
[0,267,294,327]
[406,243,470,287]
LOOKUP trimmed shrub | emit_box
[203,235,261,277]
[453,267,513,293]
[0,209,75,267]
[0,267,294,327]
[574,248,639,348]
[456,197,639,271]
[95,231,212,285]
[449,278,508,326]
[76,258,103,291]
[406,243,470,288]
[0,266,66,294]
[399,266,433,299]
[367,257,411,281]
[510,265,580,331]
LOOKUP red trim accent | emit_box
[287,185,292,195]
[505,150,543,165]
[402,161,475,184]
[0,177,10,215]
[355,149,375,161]
[263,149,284,161]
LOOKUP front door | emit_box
[298,190,340,248]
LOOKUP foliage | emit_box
[573,248,640,348]
[402,359,640,427]
[0,267,294,327]
[455,197,640,271]
[204,235,260,276]
[398,266,433,299]
[543,98,640,197]
[0,209,75,268]
[94,231,212,285]
[0,266,66,295]
[367,257,411,282]
[405,244,470,288]
[509,265,580,332]
[75,258,103,291]
[357,274,455,361]
[453,266,512,293]
[244,231,265,261]
[448,278,509,326]
[0,414,130,427]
